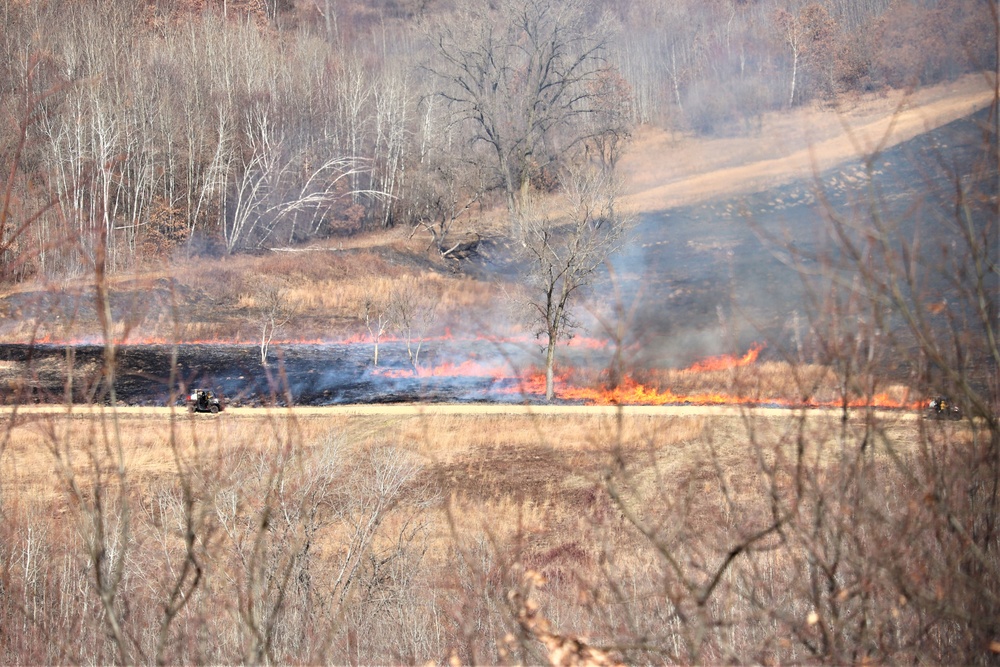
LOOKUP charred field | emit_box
[0,337,917,410]
[0,340,556,407]
[608,107,995,367]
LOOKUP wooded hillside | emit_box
[1,0,995,281]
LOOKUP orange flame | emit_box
[683,343,765,373]
[503,373,918,409]
[496,345,918,410]
[13,337,920,410]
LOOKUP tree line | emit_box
[0,0,994,282]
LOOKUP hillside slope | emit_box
[0,74,994,346]
[620,73,994,211]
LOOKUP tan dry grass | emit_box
[0,411,614,495]
[0,402,954,667]
[0,230,482,342]
[1,407,924,553]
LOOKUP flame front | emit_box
[16,335,919,410]
[369,343,916,410]
[504,373,915,409]
[682,343,764,373]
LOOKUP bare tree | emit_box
[520,163,631,400]
[369,67,412,229]
[331,55,372,199]
[774,7,805,108]
[251,277,297,365]
[389,275,440,369]
[226,108,377,252]
[428,0,625,224]
[408,101,489,260]
[361,280,394,366]
[0,53,72,282]
[775,3,839,108]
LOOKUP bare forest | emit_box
[1,0,995,277]
[1,0,999,664]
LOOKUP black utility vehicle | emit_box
[187,389,224,414]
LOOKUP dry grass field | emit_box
[1,400,983,663]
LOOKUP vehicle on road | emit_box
[926,396,961,420]
[187,389,224,414]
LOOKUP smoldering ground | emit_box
[0,340,559,406]
[589,106,996,376]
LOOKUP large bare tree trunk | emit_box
[544,332,557,401]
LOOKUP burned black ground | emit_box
[0,341,547,406]
[594,107,996,375]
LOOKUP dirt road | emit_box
[0,403,920,421]
[620,73,995,211]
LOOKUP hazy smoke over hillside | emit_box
[580,105,997,377]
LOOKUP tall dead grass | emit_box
[0,231,508,343]
[3,405,973,664]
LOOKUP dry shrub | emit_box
[0,410,441,664]
[0,409,700,662]
[138,199,190,263]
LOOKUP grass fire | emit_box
[0,3,995,663]
[0,339,917,411]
